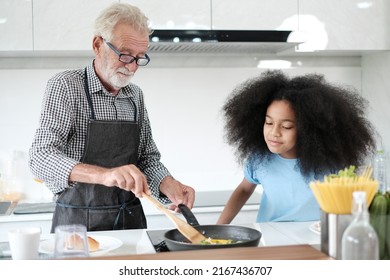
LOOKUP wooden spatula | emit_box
[142,192,206,244]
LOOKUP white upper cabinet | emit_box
[0,0,33,51]
[212,0,299,30]
[33,0,116,51]
[123,0,211,29]
[0,0,388,53]
[298,0,390,51]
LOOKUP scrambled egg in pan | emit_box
[200,237,236,245]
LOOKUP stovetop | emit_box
[146,229,171,252]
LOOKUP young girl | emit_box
[217,70,377,223]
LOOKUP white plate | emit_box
[39,235,123,257]
[309,221,321,235]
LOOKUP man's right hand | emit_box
[69,163,150,198]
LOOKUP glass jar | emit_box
[341,191,379,260]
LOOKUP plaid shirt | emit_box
[29,61,171,202]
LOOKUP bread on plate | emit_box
[66,234,100,252]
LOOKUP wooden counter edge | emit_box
[87,244,332,260]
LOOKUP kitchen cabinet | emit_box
[298,0,390,51]
[123,0,211,29]
[33,0,115,51]
[212,0,299,31]
[0,0,33,51]
[32,0,211,51]
[1,0,389,53]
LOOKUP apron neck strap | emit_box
[84,68,96,120]
[83,67,138,122]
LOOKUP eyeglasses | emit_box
[103,38,150,66]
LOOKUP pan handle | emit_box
[178,204,200,226]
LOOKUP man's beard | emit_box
[109,67,134,89]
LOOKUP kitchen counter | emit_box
[91,244,330,260]
[0,190,262,241]
[89,221,325,260]
[1,221,323,260]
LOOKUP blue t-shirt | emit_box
[244,154,320,222]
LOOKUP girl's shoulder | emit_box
[244,153,280,179]
[245,153,269,167]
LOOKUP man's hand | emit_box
[101,164,150,197]
[70,163,150,197]
[159,176,195,212]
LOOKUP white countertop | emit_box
[0,221,320,259]
[81,221,320,257]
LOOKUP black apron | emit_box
[50,69,147,232]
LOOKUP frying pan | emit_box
[164,204,262,251]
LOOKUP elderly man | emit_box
[29,3,195,232]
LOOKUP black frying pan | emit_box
[164,204,262,251]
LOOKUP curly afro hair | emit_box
[222,70,376,176]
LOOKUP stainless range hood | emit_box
[148,29,302,54]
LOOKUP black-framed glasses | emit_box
[103,38,150,66]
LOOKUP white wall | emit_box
[0,56,363,200]
[362,51,390,181]
[362,51,390,150]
